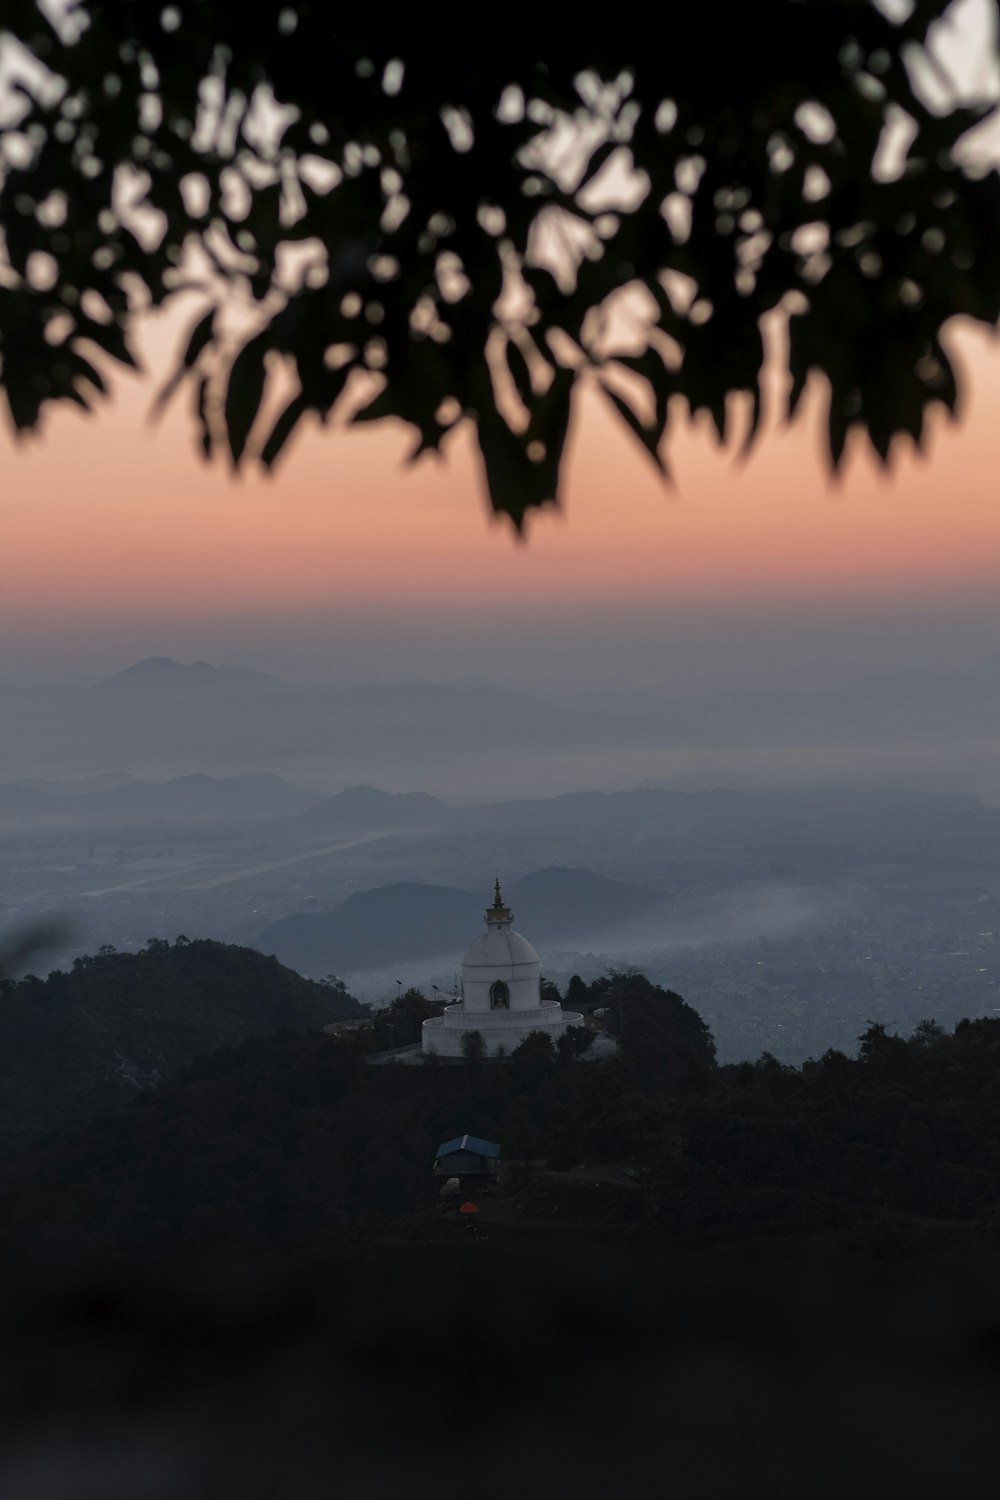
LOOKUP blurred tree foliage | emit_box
[1,4,997,524]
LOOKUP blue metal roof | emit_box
[435,1134,501,1160]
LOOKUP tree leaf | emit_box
[194,375,211,459]
[598,382,668,476]
[181,308,217,371]
[505,337,534,410]
[350,383,400,425]
[224,335,269,466]
[260,393,310,470]
[0,4,997,509]
[152,307,217,418]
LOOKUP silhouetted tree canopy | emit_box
[13,972,1000,1273]
[0,937,364,1139]
[1,4,998,523]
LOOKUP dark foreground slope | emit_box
[7,973,1000,1274]
[2,1247,1000,1500]
[0,939,364,1140]
[4,986,1000,1494]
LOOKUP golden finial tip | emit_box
[486,877,512,926]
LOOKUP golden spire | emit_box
[485,878,512,927]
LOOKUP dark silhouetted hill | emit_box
[259,882,484,974]
[0,939,364,1140]
[507,866,657,937]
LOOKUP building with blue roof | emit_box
[434,1134,501,1182]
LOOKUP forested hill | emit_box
[8,972,1000,1276]
[6,984,1000,1493]
[0,939,364,1141]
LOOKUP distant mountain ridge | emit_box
[508,866,659,937]
[260,882,485,975]
[0,772,321,824]
[91,657,288,694]
[294,785,453,834]
[5,654,1000,789]
[15,772,140,795]
[257,866,659,976]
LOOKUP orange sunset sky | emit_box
[2,308,1000,690]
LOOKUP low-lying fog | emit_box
[344,880,846,991]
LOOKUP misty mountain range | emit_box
[0,772,318,825]
[4,654,1000,793]
[257,867,660,975]
[2,770,988,855]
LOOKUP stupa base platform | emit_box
[422,1003,584,1058]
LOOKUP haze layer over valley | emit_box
[5,654,1000,1065]
[7,651,1000,798]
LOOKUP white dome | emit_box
[461,917,541,1014]
[421,881,583,1053]
[462,928,540,971]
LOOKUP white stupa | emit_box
[421,880,583,1058]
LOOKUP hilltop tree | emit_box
[565,975,592,1013]
[319,974,353,1001]
[599,972,716,1087]
[1,4,998,526]
[375,987,441,1047]
[511,1029,557,1085]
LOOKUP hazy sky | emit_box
[3,301,1000,696]
[3,1,1000,697]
